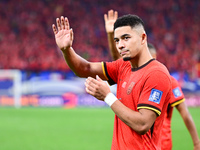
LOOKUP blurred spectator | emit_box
[0,0,199,80]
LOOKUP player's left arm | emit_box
[111,101,157,135]
[85,75,157,135]
[176,102,200,150]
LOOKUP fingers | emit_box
[108,9,114,20]
[105,9,118,21]
[52,16,70,33]
[104,14,108,22]
[96,75,102,81]
[85,77,98,89]
[70,28,73,41]
[114,11,118,20]
[85,76,110,100]
[52,24,58,35]
[104,9,114,21]
[85,84,94,95]
[85,77,100,94]
[65,17,70,30]
[61,16,65,30]
[56,18,61,31]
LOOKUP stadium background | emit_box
[0,0,200,149]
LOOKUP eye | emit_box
[114,39,119,43]
[124,36,130,40]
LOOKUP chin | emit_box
[123,57,131,61]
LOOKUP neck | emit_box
[129,48,153,69]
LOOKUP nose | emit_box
[117,40,125,50]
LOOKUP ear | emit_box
[141,33,147,45]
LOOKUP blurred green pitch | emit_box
[0,107,199,150]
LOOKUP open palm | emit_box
[104,10,118,33]
[52,16,73,51]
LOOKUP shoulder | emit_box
[170,76,179,86]
[104,58,130,70]
[145,60,171,81]
[150,60,169,73]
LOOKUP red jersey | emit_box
[161,76,185,150]
[102,58,172,150]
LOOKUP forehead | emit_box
[114,26,136,38]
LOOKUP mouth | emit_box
[120,50,129,56]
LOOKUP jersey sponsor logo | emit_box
[173,87,182,98]
[148,89,163,104]
[127,82,135,95]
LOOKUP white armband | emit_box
[104,93,118,107]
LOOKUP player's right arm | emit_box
[52,16,105,80]
[104,10,121,60]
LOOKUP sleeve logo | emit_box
[148,89,163,104]
[173,87,182,98]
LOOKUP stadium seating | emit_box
[0,0,199,80]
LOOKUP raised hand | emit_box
[85,75,111,101]
[52,16,73,51]
[104,10,118,33]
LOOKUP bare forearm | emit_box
[176,103,200,146]
[183,114,200,145]
[61,47,105,79]
[107,33,121,60]
[110,100,156,135]
[61,47,91,77]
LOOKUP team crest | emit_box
[127,82,135,95]
[148,89,163,104]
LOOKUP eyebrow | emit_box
[114,34,130,41]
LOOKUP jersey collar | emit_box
[131,58,155,72]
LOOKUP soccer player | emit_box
[52,14,172,149]
[148,43,200,150]
[104,9,200,150]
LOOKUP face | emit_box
[114,26,143,61]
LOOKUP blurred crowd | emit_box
[0,0,200,80]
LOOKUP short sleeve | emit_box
[137,70,171,116]
[102,59,124,85]
[170,76,185,107]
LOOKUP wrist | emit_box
[194,140,200,146]
[107,32,114,35]
[104,93,118,107]
[61,46,71,52]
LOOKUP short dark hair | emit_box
[114,14,145,30]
